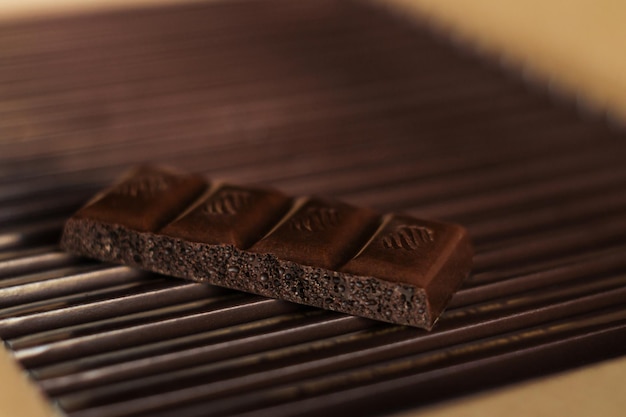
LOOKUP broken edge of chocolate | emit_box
[60,166,473,329]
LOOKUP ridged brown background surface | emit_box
[1,1,625,416]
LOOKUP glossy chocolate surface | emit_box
[61,167,473,329]
[250,198,379,270]
[75,166,207,232]
[161,184,291,249]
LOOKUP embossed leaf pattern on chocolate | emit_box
[290,207,340,232]
[203,190,253,215]
[382,225,435,250]
[115,173,174,198]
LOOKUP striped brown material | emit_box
[1,0,625,416]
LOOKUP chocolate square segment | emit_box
[251,198,379,270]
[75,166,207,232]
[160,184,292,249]
[341,214,473,316]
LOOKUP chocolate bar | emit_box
[60,166,473,329]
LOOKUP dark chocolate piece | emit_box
[341,214,473,318]
[60,167,473,329]
[250,198,379,270]
[160,183,292,249]
[75,166,207,232]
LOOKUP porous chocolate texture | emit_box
[60,166,473,329]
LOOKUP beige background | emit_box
[1,0,625,416]
[383,0,626,122]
